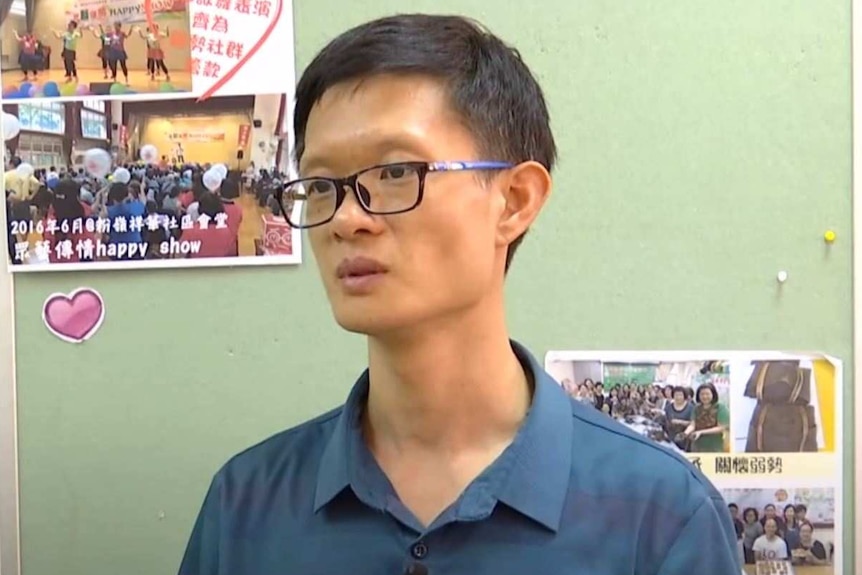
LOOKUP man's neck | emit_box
[363,303,532,457]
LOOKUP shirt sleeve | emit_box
[683,404,695,420]
[655,496,741,575]
[178,474,223,575]
[718,403,730,426]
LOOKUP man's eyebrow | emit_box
[300,135,432,174]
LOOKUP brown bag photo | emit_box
[744,403,818,453]
[743,361,810,405]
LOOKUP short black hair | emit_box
[199,191,224,219]
[108,183,129,205]
[293,14,557,270]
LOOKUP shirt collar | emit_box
[313,376,362,512]
[494,341,573,531]
[314,341,574,532]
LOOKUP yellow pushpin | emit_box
[824,230,836,243]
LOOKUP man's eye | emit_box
[379,165,417,180]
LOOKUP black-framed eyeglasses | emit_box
[274,160,513,229]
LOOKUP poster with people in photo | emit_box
[545,350,843,575]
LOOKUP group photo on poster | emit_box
[2,92,301,270]
[0,0,192,98]
[545,355,732,454]
[721,486,838,574]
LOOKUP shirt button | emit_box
[411,541,429,559]
[405,563,428,575]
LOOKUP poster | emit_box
[1,0,294,101]
[1,0,300,271]
[545,350,843,574]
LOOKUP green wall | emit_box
[11,1,853,573]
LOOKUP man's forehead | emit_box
[307,77,446,133]
[301,78,471,172]
[316,73,448,106]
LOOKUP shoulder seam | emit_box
[220,406,343,471]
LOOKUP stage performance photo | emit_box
[0,0,192,99]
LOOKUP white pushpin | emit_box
[777,270,788,283]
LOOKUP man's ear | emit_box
[495,161,552,248]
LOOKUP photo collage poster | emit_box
[1,0,302,271]
[545,350,843,575]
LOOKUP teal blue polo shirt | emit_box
[179,342,740,575]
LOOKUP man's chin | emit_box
[331,307,406,337]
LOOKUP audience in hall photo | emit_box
[730,502,831,567]
[4,153,292,265]
[560,364,729,453]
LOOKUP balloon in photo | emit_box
[42,82,60,98]
[83,148,112,178]
[211,163,228,179]
[202,169,223,192]
[15,162,34,178]
[139,144,158,164]
[59,82,77,97]
[2,113,21,140]
[112,167,131,184]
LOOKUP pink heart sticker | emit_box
[42,288,105,344]
[194,0,284,102]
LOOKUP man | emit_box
[179,14,740,575]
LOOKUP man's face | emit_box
[301,75,512,336]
